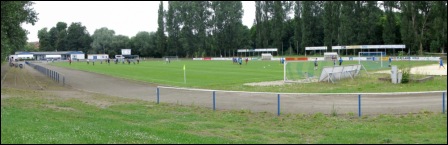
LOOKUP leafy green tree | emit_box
[429,1,447,53]
[156,1,166,57]
[1,1,38,62]
[55,22,68,51]
[130,31,156,57]
[293,1,303,55]
[166,1,181,56]
[272,1,284,55]
[323,1,340,51]
[91,27,115,54]
[400,1,434,55]
[37,28,52,51]
[383,1,397,44]
[301,1,313,49]
[66,22,92,53]
[110,35,130,57]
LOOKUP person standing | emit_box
[314,58,318,70]
[238,57,243,67]
[440,58,445,69]
[339,57,343,66]
[333,56,336,66]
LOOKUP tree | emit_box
[110,35,130,57]
[383,1,397,44]
[1,1,38,61]
[55,22,68,51]
[211,1,243,57]
[37,28,52,51]
[91,27,115,54]
[130,31,155,57]
[166,1,181,56]
[66,22,92,53]
[255,1,263,48]
[400,1,434,55]
[272,1,284,55]
[429,1,447,53]
[156,1,166,57]
[323,1,340,51]
[338,1,356,55]
[301,1,313,49]
[294,1,303,55]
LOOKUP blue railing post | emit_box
[443,92,446,114]
[358,94,362,117]
[213,91,216,111]
[277,94,280,116]
[156,87,160,104]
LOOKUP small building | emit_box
[69,51,85,60]
[15,52,34,60]
[14,51,85,60]
[87,54,109,60]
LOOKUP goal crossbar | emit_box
[358,52,383,68]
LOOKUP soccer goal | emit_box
[163,56,179,61]
[358,52,385,71]
[261,53,272,60]
[284,60,318,83]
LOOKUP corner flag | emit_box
[183,65,186,84]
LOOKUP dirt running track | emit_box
[2,62,447,115]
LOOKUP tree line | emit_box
[2,1,446,62]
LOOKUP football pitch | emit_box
[51,60,445,93]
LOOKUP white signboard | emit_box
[121,49,131,55]
[305,46,327,50]
[332,45,405,50]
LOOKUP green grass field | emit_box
[2,88,446,144]
[51,60,446,93]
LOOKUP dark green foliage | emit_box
[1,1,38,62]
[10,1,448,59]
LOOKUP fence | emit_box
[156,86,446,116]
[25,62,65,86]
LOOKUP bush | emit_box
[400,66,411,83]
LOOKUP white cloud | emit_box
[22,1,256,42]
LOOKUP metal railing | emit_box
[26,62,65,86]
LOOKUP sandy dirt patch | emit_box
[375,64,447,76]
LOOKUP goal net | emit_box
[358,52,386,71]
[261,53,272,60]
[163,56,179,61]
[284,60,319,83]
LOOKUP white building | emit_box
[87,54,109,60]
[14,51,85,60]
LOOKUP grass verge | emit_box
[2,88,446,144]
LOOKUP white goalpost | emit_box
[283,60,317,83]
[358,51,384,68]
[163,56,179,61]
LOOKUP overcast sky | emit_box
[21,1,256,42]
